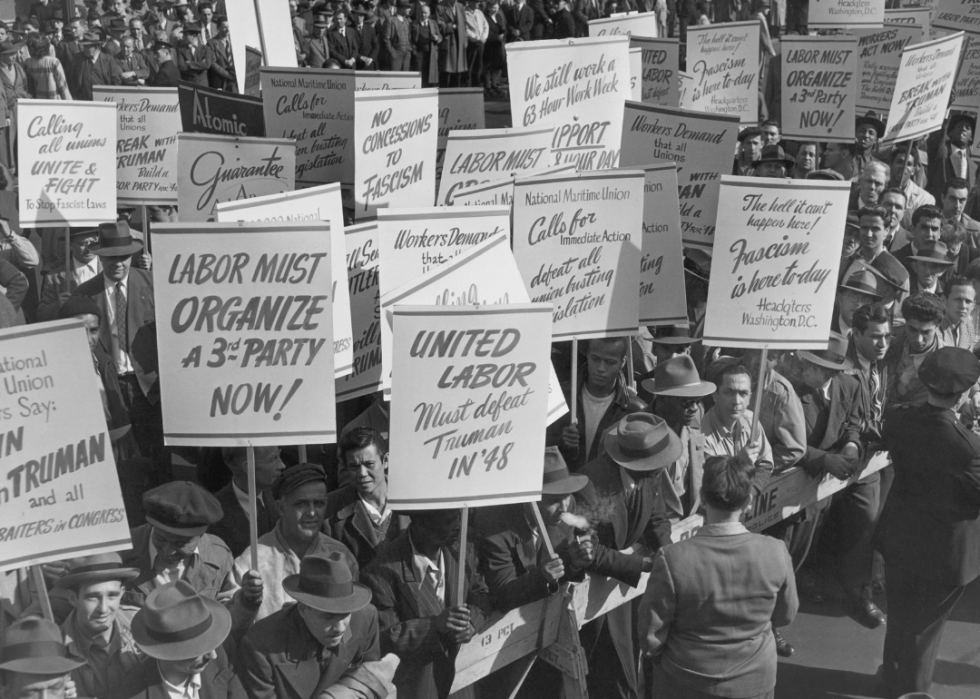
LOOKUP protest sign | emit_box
[437,127,553,206]
[388,304,553,509]
[589,13,661,38]
[852,24,922,113]
[377,206,511,296]
[436,88,486,176]
[0,321,131,572]
[507,36,631,171]
[178,81,266,137]
[885,6,932,34]
[630,48,642,101]
[934,0,980,33]
[621,101,740,249]
[781,36,858,143]
[94,86,181,205]
[622,163,687,326]
[176,133,296,222]
[512,170,644,340]
[152,221,335,446]
[353,88,439,219]
[679,71,693,109]
[702,176,851,349]
[228,0,296,94]
[260,67,355,186]
[379,235,568,424]
[953,34,980,109]
[451,164,578,207]
[881,31,964,143]
[630,36,680,106]
[355,71,423,90]
[336,222,382,402]
[809,0,886,29]
[245,46,262,97]
[686,21,760,125]
[214,183,354,379]
[19,100,116,228]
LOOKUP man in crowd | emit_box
[384,0,413,70]
[761,119,780,146]
[907,241,954,296]
[888,147,934,229]
[879,187,909,251]
[329,8,358,68]
[836,269,883,337]
[752,145,794,178]
[306,12,331,67]
[116,35,149,85]
[733,127,763,176]
[894,204,943,275]
[885,292,946,409]
[849,162,889,209]
[941,275,979,350]
[71,30,122,99]
[854,113,885,176]
[794,142,817,179]
[0,618,86,699]
[176,23,210,84]
[927,113,976,202]
[352,7,380,69]
[941,176,980,249]
[822,141,857,181]
[839,207,910,328]
[37,228,100,321]
[209,446,284,558]
[205,15,235,90]
[147,38,180,86]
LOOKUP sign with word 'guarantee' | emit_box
[152,222,336,446]
[0,320,130,572]
[388,304,553,509]
[703,176,851,349]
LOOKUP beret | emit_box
[273,462,327,500]
[59,295,102,320]
[918,347,980,396]
[143,481,223,536]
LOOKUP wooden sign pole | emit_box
[247,445,259,570]
[31,565,53,621]
[454,506,469,607]
[63,229,71,294]
[749,347,768,444]
[570,338,579,422]
[527,502,557,559]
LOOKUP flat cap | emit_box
[918,347,980,396]
[272,462,327,500]
[143,481,223,536]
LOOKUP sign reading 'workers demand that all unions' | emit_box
[702,176,852,350]
[0,321,131,572]
[152,222,336,446]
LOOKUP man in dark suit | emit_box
[115,36,150,85]
[306,12,332,68]
[839,207,910,331]
[241,553,383,699]
[71,31,124,99]
[176,22,211,84]
[384,0,412,70]
[577,413,676,699]
[507,0,534,41]
[940,176,980,250]
[329,8,358,68]
[879,347,980,698]
[573,0,602,36]
[208,446,285,558]
[927,113,977,203]
[361,509,490,699]
[325,428,410,572]
[147,39,181,87]
[353,7,380,69]
[205,15,236,91]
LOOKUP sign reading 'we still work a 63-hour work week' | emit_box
[703,176,851,349]
[152,222,336,446]
[388,304,554,509]
[0,321,131,572]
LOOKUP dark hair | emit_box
[857,206,887,224]
[338,426,388,460]
[761,119,780,130]
[831,141,856,157]
[941,222,967,246]
[965,258,980,282]
[880,187,906,204]
[890,147,919,165]
[851,303,890,334]
[702,455,756,511]
[912,204,943,227]
[718,362,751,385]
[901,292,946,325]
[944,177,970,197]
[27,34,49,57]
[946,275,974,296]
[587,336,629,358]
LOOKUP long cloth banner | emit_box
[152,221,336,446]
[702,176,851,349]
[0,321,131,572]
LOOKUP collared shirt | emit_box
[695,521,748,538]
[62,607,145,699]
[104,273,135,374]
[232,480,270,525]
[952,146,969,178]
[465,6,488,41]
[157,664,201,699]
[701,407,774,475]
[756,369,806,472]
[942,313,980,351]
[148,538,200,589]
[838,314,852,337]
[75,256,100,284]
[410,529,445,604]
[359,494,392,529]
[619,464,637,497]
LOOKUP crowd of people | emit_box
[0,2,978,699]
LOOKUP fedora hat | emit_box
[948,112,976,134]
[0,618,86,674]
[919,346,980,395]
[838,269,883,300]
[283,552,372,614]
[541,446,588,495]
[78,30,103,45]
[131,581,232,661]
[909,240,954,266]
[90,221,143,257]
[0,40,24,54]
[856,112,885,139]
[604,413,682,472]
[753,144,794,169]
[806,169,845,181]
[55,552,139,590]
[650,325,695,345]
[642,354,716,398]
[798,332,854,372]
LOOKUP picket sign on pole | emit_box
[749,347,768,442]
[251,0,269,65]
[456,507,469,607]
[247,446,259,571]
[298,445,308,463]
[528,503,557,559]
[31,566,54,621]
[570,338,579,424]
[63,230,70,294]
[627,338,636,391]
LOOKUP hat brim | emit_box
[56,566,140,589]
[798,351,854,372]
[856,117,885,138]
[282,577,373,614]
[604,428,682,471]
[837,283,883,301]
[542,473,589,495]
[131,597,232,661]
[145,515,209,538]
[0,654,87,674]
[92,240,143,256]
[1,42,24,54]
[908,255,954,266]
[752,156,795,169]
[642,377,716,397]
[650,336,695,345]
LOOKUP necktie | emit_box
[204,25,210,43]
[869,362,882,424]
[115,282,128,353]
[954,149,968,179]
[425,565,444,602]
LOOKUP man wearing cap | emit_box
[70,30,122,99]
[176,23,210,85]
[130,581,243,699]
[574,413,675,699]
[822,141,858,181]
[645,355,714,521]
[884,292,947,410]
[56,553,147,699]
[73,221,164,480]
[384,0,413,71]
[234,463,359,622]
[632,326,696,401]
[119,481,264,634]
[926,112,977,203]
[209,446,284,558]
[103,17,128,56]
[362,509,489,699]
[854,113,885,177]
[306,12,331,67]
[242,552,381,699]
[147,38,179,87]
[733,127,763,176]
[836,269,884,336]
[878,347,980,697]
[353,7,380,69]
[752,144,794,179]
[907,241,955,296]
[0,617,86,699]
[546,337,646,472]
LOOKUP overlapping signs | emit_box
[851,24,921,113]
[809,0,886,29]
[781,36,857,143]
[685,21,760,125]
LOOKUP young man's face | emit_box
[299,605,351,648]
[69,581,123,636]
[585,340,626,394]
[890,151,915,185]
[856,124,878,151]
[795,145,816,175]
[942,186,969,219]
[741,136,762,163]
[946,283,976,325]
[906,317,938,353]
[343,444,387,499]
[853,321,890,362]
[78,312,100,349]
[859,214,886,254]
[949,120,973,148]
[822,142,846,169]
[761,124,779,146]
[880,192,906,230]
[912,216,942,248]
[714,374,751,423]
[279,481,328,545]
